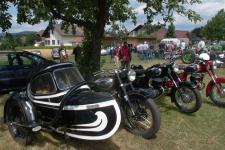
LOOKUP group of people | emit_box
[57,43,81,63]
[58,42,132,69]
[111,41,132,69]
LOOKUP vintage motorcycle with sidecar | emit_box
[4,61,122,145]
[131,58,202,113]
[93,68,161,139]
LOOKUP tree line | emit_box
[0,32,36,50]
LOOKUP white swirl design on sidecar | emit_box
[57,100,121,140]
[69,111,108,132]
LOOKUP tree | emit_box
[144,22,164,35]
[26,33,36,46]
[189,27,204,43]
[106,23,128,43]
[0,33,16,50]
[0,0,202,77]
[202,9,225,41]
[166,23,175,38]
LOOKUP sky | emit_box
[5,0,225,33]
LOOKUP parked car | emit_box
[0,51,48,93]
[51,48,60,59]
[4,62,121,144]
[101,49,108,56]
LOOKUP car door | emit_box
[17,53,35,86]
[0,52,15,92]
[9,53,28,90]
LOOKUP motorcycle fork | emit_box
[115,71,135,115]
[208,70,223,94]
[168,69,184,98]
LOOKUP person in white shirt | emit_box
[198,40,206,50]
[180,41,186,51]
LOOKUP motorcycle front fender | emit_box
[4,92,37,127]
[206,78,225,97]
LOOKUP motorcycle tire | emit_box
[209,83,225,107]
[181,50,195,64]
[5,100,33,145]
[171,85,202,113]
[123,93,161,139]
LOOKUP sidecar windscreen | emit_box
[54,67,84,90]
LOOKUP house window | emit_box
[45,40,50,45]
[52,40,55,45]
[58,40,60,45]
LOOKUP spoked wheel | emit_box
[124,94,160,139]
[172,86,202,113]
[181,50,195,64]
[210,83,225,107]
[6,102,33,145]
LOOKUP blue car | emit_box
[0,51,48,93]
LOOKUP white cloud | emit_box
[127,0,225,31]
[173,1,225,30]
[7,15,48,33]
[134,4,146,15]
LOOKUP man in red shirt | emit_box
[121,41,131,69]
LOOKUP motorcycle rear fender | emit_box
[206,78,225,97]
[4,93,37,127]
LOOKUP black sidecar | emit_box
[4,61,121,144]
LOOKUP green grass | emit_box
[1,54,225,150]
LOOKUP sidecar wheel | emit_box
[6,101,33,145]
[210,83,225,107]
[172,86,202,113]
[124,94,161,139]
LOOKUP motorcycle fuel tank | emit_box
[94,77,114,91]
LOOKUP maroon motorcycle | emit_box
[179,53,225,107]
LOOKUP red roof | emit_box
[175,30,189,38]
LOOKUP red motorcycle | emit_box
[179,53,225,107]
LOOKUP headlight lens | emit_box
[127,69,136,81]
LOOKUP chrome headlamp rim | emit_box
[127,69,136,82]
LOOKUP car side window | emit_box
[19,56,33,65]
[30,73,57,95]
[0,53,9,66]
[8,53,22,66]
[25,54,44,64]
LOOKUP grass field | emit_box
[0,54,225,150]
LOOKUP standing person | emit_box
[198,38,206,53]
[121,41,131,69]
[59,43,68,63]
[110,46,114,63]
[180,40,186,52]
[72,44,81,63]
[114,44,120,67]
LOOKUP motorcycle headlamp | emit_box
[127,69,136,82]
[173,64,179,72]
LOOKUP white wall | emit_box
[45,30,74,46]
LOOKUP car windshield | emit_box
[54,67,84,90]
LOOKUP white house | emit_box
[41,24,84,46]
